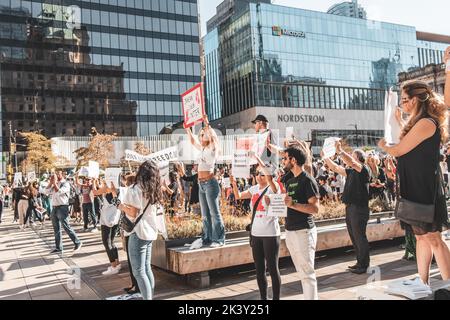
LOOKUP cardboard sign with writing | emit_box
[181,83,205,129]
[232,150,251,178]
[27,171,36,182]
[268,194,287,217]
[105,168,122,188]
[384,89,401,145]
[88,161,100,179]
[13,172,22,186]
[322,137,340,159]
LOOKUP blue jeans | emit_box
[51,205,81,251]
[128,233,154,300]
[198,178,225,245]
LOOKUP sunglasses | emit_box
[256,171,267,176]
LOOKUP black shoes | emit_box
[50,249,62,254]
[350,267,368,274]
[123,287,140,295]
[347,264,359,270]
[74,242,83,253]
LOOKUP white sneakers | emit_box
[210,242,224,248]
[189,238,203,250]
[102,264,121,276]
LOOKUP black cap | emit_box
[251,115,269,124]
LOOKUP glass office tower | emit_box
[206,2,422,121]
[0,0,201,153]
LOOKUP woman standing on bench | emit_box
[185,115,225,249]
[230,154,282,300]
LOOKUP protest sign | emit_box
[105,168,122,188]
[232,150,251,178]
[124,146,178,165]
[27,171,36,182]
[222,177,231,188]
[88,161,100,179]
[384,89,401,145]
[286,127,295,140]
[13,172,22,186]
[268,194,287,217]
[181,83,205,129]
[322,137,340,159]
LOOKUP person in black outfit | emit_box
[12,186,23,222]
[367,155,387,201]
[379,81,450,284]
[324,142,371,274]
[176,163,199,214]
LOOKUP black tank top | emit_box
[397,118,440,204]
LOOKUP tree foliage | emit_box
[74,133,116,169]
[19,132,56,174]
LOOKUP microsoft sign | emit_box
[272,26,305,38]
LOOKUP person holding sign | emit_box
[93,179,122,276]
[323,141,371,275]
[281,147,320,300]
[378,81,450,286]
[251,115,275,166]
[110,161,165,300]
[185,115,225,249]
[230,155,281,301]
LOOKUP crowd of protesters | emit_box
[0,46,448,301]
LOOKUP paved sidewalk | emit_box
[1,208,449,300]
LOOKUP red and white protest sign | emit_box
[181,83,205,129]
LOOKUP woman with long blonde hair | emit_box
[379,81,450,285]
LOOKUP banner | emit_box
[384,89,401,145]
[124,146,178,165]
[105,168,122,188]
[232,150,251,178]
[268,194,288,217]
[88,161,100,179]
[181,83,205,129]
[322,137,340,159]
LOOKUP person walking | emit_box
[45,171,82,255]
[379,81,450,285]
[323,141,371,274]
[93,179,122,276]
[76,175,98,232]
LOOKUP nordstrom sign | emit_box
[272,26,306,38]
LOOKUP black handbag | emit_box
[246,186,269,247]
[120,199,152,233]
[395,166,443,225]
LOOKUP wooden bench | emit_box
[166,218,404,288]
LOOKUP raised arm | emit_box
[378,118,436,158]
[322,148,347,177]
[230,175,252,200]
[185,127,202,150]
[335,141,364,173]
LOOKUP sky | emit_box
[198,0,450,37]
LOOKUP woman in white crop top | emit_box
[185,115,225,248]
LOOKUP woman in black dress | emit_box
[379,81,450,285]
